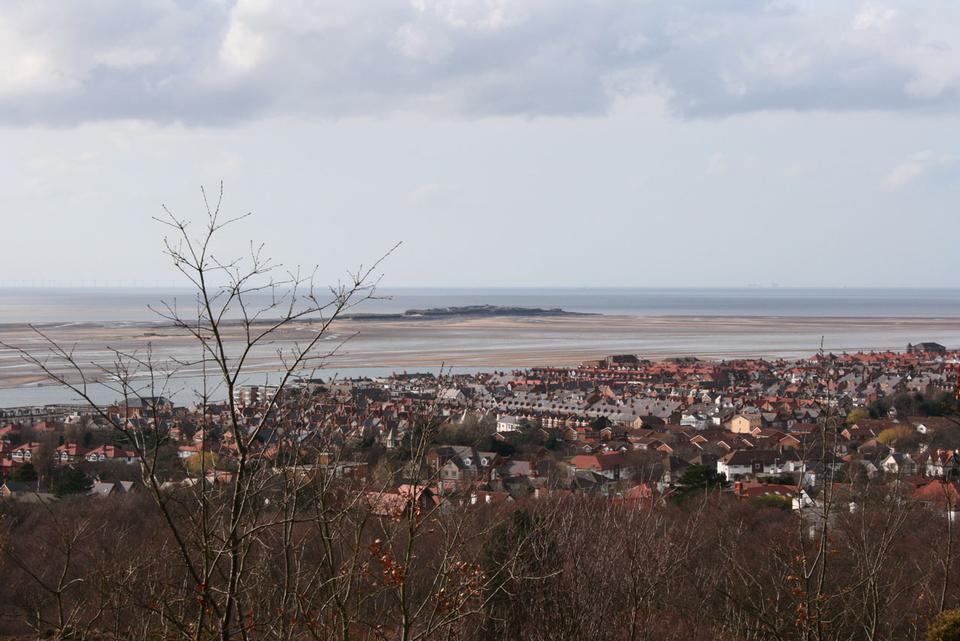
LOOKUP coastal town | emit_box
[8,0,960,636]
[3,342,960,514]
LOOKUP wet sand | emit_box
[3,314,960,390]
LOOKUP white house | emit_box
[880,452,918,476]
[496,414,522,433]
[717,450,794,479]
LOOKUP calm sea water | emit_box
[1,287,960,323]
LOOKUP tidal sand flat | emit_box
[3,314,960,392]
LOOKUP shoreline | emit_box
[3,313,960,392]
[5,311,960,331]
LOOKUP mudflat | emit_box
[2,314,960,389]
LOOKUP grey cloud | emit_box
[0,0,957,126]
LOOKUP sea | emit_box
[3,286,960,322]
[2,287,960,408]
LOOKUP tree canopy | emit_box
[927,609,960,641]
[53,466,93,497]
[10,462,38,483]
[673,464,727,502]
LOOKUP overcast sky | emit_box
[2,0,959,288]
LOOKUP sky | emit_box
[1,0,959,288]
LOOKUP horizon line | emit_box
[2,284,960,292]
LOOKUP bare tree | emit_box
[3,184,400,640]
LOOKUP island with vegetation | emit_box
[347,304,594,321]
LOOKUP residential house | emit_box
[10,442,41,463]
[496,414,522,433]
[926,449,960,479]
[88,480,136,498]
[881,451,918,476]
[717,449,795,479]
[1,481,54,502]
[55,443,89,465]
[429,446,499,492]
[727,414,761,434]
[85,444,137,464]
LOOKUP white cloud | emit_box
[884,150,957,190]
[0,15,70,96]
[0,0,958,125]
[220,20,267,72]
[408,181,458,205]
[706,153,730,176]
[853,4,897,31]
[393,23,454,61]
[0,52,63,96]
